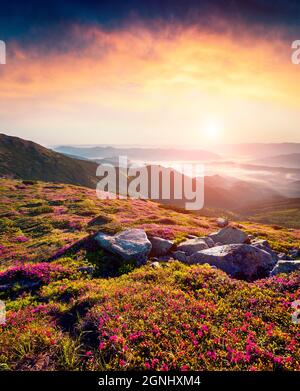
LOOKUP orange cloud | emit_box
[0,21,299,144]
[0,23,298,103]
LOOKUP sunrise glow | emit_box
[1,19,299,146]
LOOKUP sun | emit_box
[202,118,222,143]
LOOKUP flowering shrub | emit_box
[11,235,29,243]
[0,262,300,370]
[0,179,300,371]
[0,305,66,370]
[0,263,73,285]
[77,263,300,371]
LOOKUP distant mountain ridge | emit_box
[53,145,220,161]
[251,153,300,169]
[219,143,300,158]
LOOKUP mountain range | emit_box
[251,153,300,169]
[0,133,285,210]
[53,145,220,161]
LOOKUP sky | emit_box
[0,0,300,147]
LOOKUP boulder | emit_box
[176,238,209,256]
[270,260,300,276]
[95,229,152,265]
[199,236,215,248]
[208,226,248,245]
[288,248,300,259]
[172,251,188,263]
[251,239,278,263]
[187,244,276,281]
[216,217,229,228]
[149,236,173,256]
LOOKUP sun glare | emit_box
[202,118,222,143]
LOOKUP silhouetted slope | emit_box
[0,133,98,188]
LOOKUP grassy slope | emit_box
[0,133,98,188]
[1,179,299,266]
[0,178,300,370]
[236,199,300,229]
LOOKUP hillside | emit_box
[204,175,282,209]
[0,178,300,371]
[236,198,300,229]
[0,133,98,188]
[1,134,285,212]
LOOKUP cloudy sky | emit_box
[0,0,300,146]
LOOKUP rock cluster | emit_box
[88,222,300,281]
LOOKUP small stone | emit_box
[150,261,161,269]
[216,217,229,228]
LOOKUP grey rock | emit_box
[95,229,152,265]
[270,260,300,276]
[199,236,215,248]
[252,240,278,263]
[209,226,248,245]
[172,251,188,263]
[187,244,276,281]
[176,238,209,255]
[149,236,173,256]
